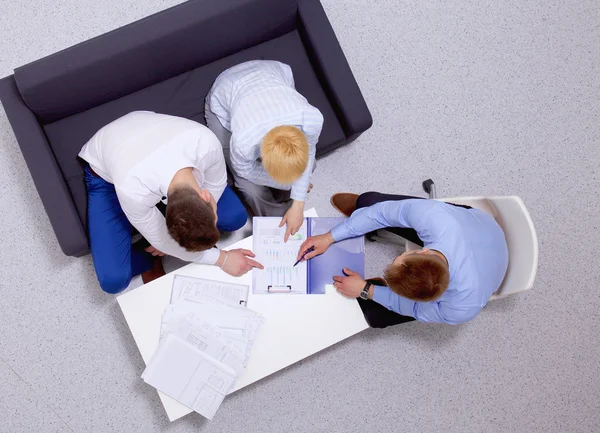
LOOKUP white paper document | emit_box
[252,218,308,294]
[142,333,236,420]
[162,299,263,340]
[162,316,246,374]
[171,275,248,306]
[161,302,263,366]
[144,275,264,420]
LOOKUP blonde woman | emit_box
[206,60,323,241]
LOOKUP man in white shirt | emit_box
[205,60,324,242]
[79,111,263,294]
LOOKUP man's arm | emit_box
[117,191,220,264]
[207,76,233,131]
[371,285,479,325]
[200,135,228,202]
[330,199,436,242]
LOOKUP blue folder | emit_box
[307,217,365,294]
[252,217,365,294]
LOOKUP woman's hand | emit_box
[280,200,305,242]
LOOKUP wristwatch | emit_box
[359,282,372,300]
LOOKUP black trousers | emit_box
[354,191,471,328]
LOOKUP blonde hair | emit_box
[261,126,309,184]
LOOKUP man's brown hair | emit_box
[383,254,450,301]
[166,186,220,252]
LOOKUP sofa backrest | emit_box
[14,0,298,124]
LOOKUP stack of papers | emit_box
[141,275,264,420]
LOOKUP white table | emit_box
[117,210,369,422]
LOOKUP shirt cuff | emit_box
[330,223,349,242]
[290,188,307,202]
[193,247,221,265]
[372,285,417,318]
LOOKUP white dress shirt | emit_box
[78,111,226,264]
[207,60,324,201]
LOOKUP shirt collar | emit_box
[427,242,455,279]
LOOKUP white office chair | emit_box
[368,179,539,300]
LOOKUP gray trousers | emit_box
[204,102,293,217]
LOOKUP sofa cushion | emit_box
[14,0,298,124]
[44,30,346,227]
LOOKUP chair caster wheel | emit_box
[422,179,435,194]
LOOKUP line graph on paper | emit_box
[252,218,308,294]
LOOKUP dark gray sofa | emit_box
[0,0,372,257]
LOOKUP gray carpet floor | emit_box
[1,1,599,432]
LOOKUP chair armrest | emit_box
[297,0,373,142]
[0,76,89,257]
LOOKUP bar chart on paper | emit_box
[264,249,299,261]
[252,218,308,294]
[252,216,365,295]
[264,265,305,293]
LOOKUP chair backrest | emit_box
[13,0,298,124]
[438,196,538,300]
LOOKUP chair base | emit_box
[366,229,407,251]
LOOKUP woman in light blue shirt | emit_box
[205,60,324,242]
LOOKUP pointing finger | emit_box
[284,225,292,243]
[247,258,264,270]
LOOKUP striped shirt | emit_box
[206,60,324,201]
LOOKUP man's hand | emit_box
[296,232,334,261]
[220,249,264,277]
[280,200,305,242]
[145,246,166,257]
[333,268,367,298]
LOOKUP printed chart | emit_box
[252,218,308,294]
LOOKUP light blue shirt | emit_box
[330,199,509,324]
[207,60,324,201]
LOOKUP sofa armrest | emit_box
[297,0,373,142]
[0,76,89,257]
